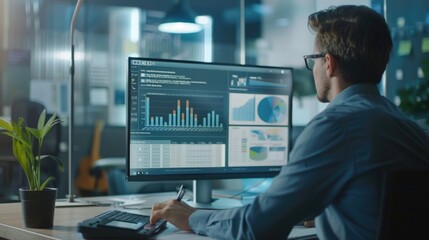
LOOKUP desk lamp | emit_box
[67,0,84,203]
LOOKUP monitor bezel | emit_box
[126,57,294,182]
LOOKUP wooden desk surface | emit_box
[0,201,111,240]
[0,192,212,240]
[0,194,315,240]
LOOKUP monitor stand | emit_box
[185,180,244,209]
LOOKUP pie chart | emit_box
[257,96,287,123]
[249,146,268,161]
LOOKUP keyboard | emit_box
[288,225,318,239]
[78,210,167,240]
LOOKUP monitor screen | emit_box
[126,58,293,204]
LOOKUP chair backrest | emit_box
[11,99,45,126]
[376,168,429,240]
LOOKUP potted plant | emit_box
[0,110,63,228]
[397,58,429,126]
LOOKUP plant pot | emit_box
[19,187,57,228]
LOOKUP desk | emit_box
[0,192,316,240]
[0,192,212,240]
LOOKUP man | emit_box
[150,5,429,240]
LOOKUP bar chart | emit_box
[143,94,224,131]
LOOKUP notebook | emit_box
[78,210,166,240]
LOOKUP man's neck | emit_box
[327,76,351,101]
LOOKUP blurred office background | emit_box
[1,0,428,200]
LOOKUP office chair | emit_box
[376,168,429,240]
[11,99,62,189]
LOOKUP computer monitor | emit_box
[126,57,293,207]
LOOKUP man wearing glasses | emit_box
[150,5,429,240]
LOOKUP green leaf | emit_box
[40,176,55,191]
[27,127,42,140]
[1,131,30,147]
[41,113,59,138]
[13,139,35,189]
[37,110,46,131]
[0,118,13,132]
[39,155,64,172]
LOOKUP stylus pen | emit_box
[176,185,186,201]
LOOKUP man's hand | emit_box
[150,200,197,231]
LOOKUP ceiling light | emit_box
[158,0,202,34]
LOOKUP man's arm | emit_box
[152,114,355,239]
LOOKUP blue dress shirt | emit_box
[189,84,429,240]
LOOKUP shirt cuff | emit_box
[189,210,215,236]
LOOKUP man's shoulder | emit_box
[308,102,406,132]
[309,104,361,124]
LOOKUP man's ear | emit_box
[325,53,337,77]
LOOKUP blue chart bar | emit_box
[232,97,255,121]
[207,113,211,127]
[146,97,150,126]
[145,97,223,130]
[186,100,189,127]
[173,111,176,126]
[177,100,181,127]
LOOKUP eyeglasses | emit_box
[303,53,326,71]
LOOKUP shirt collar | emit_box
[328,83,381,107]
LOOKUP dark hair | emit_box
[308,5,392,84]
